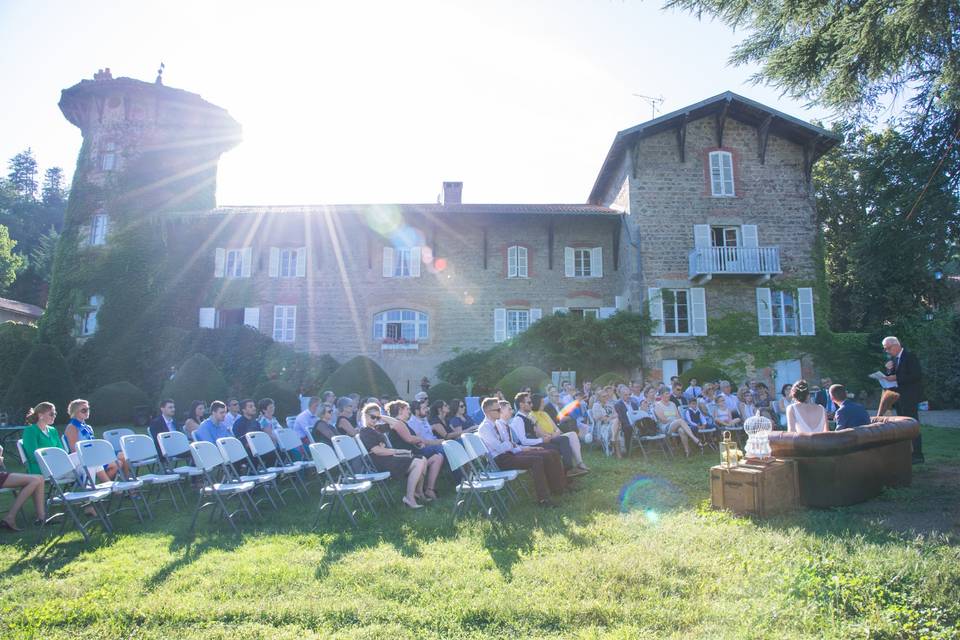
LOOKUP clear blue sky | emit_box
[0,0,836,205]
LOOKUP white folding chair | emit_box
[216,437,283,510]
[308,442,374,528]
[331,435,394,508]
[246,431,306,498]
[157,431,205,482]
[102,428,135,454]
[441,440,506,520]
[273,427,318,486]
[120,434,183,511]
[187,441,257,534]
[459,432,527,502]
[76,438,151,522]
[634,418,672,461]
[16,438,28,465]
[34,446,113,543]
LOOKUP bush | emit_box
[591,372,629,388]
[679,364,730,388]
[187,325,273,397]
[426,381,464,403]
[263,344,339,395]
[160,354,229,415]
[0,322,37,397]
[3,343,76,424]
[252,379,300,419]
[322,356,398,398]
[496,366,551,400]
[88,381,150,425]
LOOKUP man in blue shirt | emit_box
[830,384,871,429]
[195,401,231,444]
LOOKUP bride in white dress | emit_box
[785,380,827,434]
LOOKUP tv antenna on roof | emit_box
[155,62,165,85]
[633,93,665,120]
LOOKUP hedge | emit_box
[160,354,229,417]
[88,381,150,425]
[591,372,629,388]
[0,322,37,397]
[3,343,77,424]
[678,364,730,388]
[252,379,300,419]
[322,356,397,398]
[495,366,551,400]
[425,381,464,403]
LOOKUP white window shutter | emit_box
[410,247,421,277]
[648,287,664,336]
[494,308,506,342]
[722,152,735,195]
[615,295,625,310]
[199,307,216,329]
[518,247,528,277]
[214,248,225,278]
[690,287,707,336]
[598,307,616,319]
[694,224,711,249]
[296,247,307,277]
[798,287,816,335]
[269,247,280,277]
[382,247,394,278]
[530,308,542,323]
[241,247,252,277]
[756,288,773,336]
[564,247,575,277]
[507,246,517,278]
[741,225,758,248]
[591,247,603,277]
[243,307,260,329]
[553,307,568,315]
[709,152,722,195]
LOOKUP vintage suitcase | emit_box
[710,459,799,517]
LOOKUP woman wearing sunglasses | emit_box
[357,402,432,509]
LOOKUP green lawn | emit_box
[1,427,959,639]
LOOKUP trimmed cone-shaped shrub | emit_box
[426,381,464,403]
[322,356,397,399]
[0,322,38,397]
[591,372,629,388]
[3,342,76,424]
[160,354,229,416]
[252,379,300,419]
[88,381,151,425]
[679,364,729,388]
[495,366,551,400]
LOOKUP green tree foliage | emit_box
[0,224,25,293]
[591,372,630,388]
[3,343,76,424]
[495,366,551,400]
[252,380,300,419]
[0,322,37,397]
[815,125,959,331]
[263,344,340,395]
[7,148,38,200]
[41,167,66,207]
[322,356,398,399]
[160,354,229,414]
[87,381,150,425]
[424,381,464,403]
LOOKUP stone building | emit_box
[45,73,838,394]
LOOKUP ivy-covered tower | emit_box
[39,70,241,382]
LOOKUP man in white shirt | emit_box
[223,398,241,433]
[293,396,321,444]
[407,399,435,441]
[510,392,576,469]
[719,381,740,416]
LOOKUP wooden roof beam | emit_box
[676,113,689,163]
[756,114,774,165]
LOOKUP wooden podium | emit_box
[710,459,799,517]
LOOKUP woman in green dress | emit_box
[21,401,63,475]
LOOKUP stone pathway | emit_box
[919,410,960,428]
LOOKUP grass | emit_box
[1,427,959,639]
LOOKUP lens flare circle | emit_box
[618,474,684,520]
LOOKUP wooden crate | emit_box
[710,459,799,517]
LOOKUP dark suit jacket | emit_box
[148,415,178,453]
[814,389,836,415]
[892,349,923,415]
[835,401,871,429]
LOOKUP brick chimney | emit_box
[441,181,462,205]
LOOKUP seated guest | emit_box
[719,380,741,418]
[670,383,685,408]
[357,402,431,510]
[773,384,792,430]
[447,399,476,432]
[256,398,281,442]
[590,387,616,445]
[713,393,743,430]
[335,397,359,436]
[815,377,837,420]
[477,397,559,507]
[512,392,577,471]
[383,400,445,495]
[654,388,703,456]
[544,386,577,433]
[683,378,702,402]
[232,399,270,460]
[311,403,339,446]
[754,383,775,421]
[184,401,205,440]
[531,394,588,471]
[223,398,241,433]
[293,396,321,450]
[195,401,232,443]
[612,385,638,459]
[498,400,569,492]
[683,400,709,435]
[786,380,828,433]
[64,398,129,483]
[430,400,462,440]
[831,384,871,429]
[698,385,719,427]
[0,442,47,531]
[738,389,758,421]
[21,402,63,476]
[148,399,179,452]
[559,381,575,406]
[408,399,436,441]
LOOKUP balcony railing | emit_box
[688,246,782,279]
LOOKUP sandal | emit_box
[0,519,22,533]
[401,496,423,510]
[423,489,437,502]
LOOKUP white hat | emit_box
[414,391,428,402]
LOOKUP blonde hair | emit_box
[25,401,55,424]
[67,398,89,417]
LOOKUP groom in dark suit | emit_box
[883,336,924,463]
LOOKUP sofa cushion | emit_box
[769,416,919,458]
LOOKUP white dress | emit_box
[791,404,826,434]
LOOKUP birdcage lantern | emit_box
[743,412,773,462]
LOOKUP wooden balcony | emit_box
[688,246,781,283]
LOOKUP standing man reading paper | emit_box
[882,336,924,464]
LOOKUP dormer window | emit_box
[100,142,117,172]
[708,150,735,197]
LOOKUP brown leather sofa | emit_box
[767,416,919,508]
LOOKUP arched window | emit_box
[708,150,735,196]
[373,309,429,345]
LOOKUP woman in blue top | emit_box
[63,398,128,483]
[447,399,476,432]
